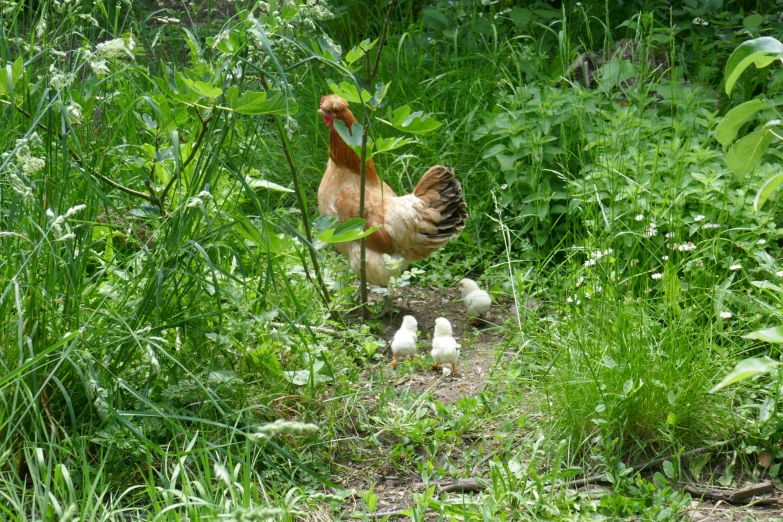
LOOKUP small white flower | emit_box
[500,184,508,190]
[64,204,87,218]
[694,214,705,222]
[777,271,783,277]
[595,285,603,293]
[651,273,663,280]
[758,238,767,245]
[662,255,669,261]
[719,311,732,319]
[576,276,584,287]
[702,223,720,229]
[566,296,573,303]
[89,60,111,75]
[584,259,596,267]
[635,214,645,221]
[603,248,613,255]
[729,264,741,271]
[213,462,231,486]
[186,197,203,208]
[665,232,675,239]
[677,242,696,252]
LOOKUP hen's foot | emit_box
[390,354,399,369]
[450,363,460,376]
[431,363,442,371]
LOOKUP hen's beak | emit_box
[317,108,325,116]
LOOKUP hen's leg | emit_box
[390,353,399,369]
[451,362,460,376]
[432,363,442,371]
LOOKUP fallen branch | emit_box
[438,479,486,494]
[567,442,732,489]
[684,481,779,505]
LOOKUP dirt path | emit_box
[336,286,783,521]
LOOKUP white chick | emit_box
[390,315,418,369]
[458,278,492,325]
[430,317,460,375]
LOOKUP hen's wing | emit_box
[383,166,468,261]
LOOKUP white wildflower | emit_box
[776,271,783,277]
[64,204,87,218]
[576,276,584,287]
[566,296,573,304]
[677,242,696,252]
[603,248,613,255]
[758,238,767,245]
[90,60,111,75]
[651,273,663,280]
[702,223,720,229]
[66,102,83,124]
[694,214,705,222]
[635,214,645,221]
[156,16,181,24]
[662,255,669,261]
[213,462,231,486]
[719,311,732,319]
[643,223,658,238]
[56,233,76,241]
[96,38,133,59]
[730,264,741,271]
[35,16,47,39]
[145,344,160,376]
[186,197,204,208]
[77,13,100,27]
[595,285,603,293]
[584,259,596,267]
[500,184,508,190]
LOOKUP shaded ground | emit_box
[334,285,783,521]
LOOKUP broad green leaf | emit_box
[316,217,379,244]
[744,14,764,31]
[751,280,783,293]
[344,38,377,65]
[226,86,298,116]
[373,136,414,155]
[315,36,341,62]
[181,77,222,99]
[726,129,771,180]
[246,178,294,193]
[716,99,770,146]
[333,120,363,155]
[369,81,390,108]
[384,105,442,134]
[743,326,783,343]
[0,57,23,99]
[725,37,783,95]
[754,171,783,211]
[663,460,675,479]
[326,79,370,104]
[710,357,781,393]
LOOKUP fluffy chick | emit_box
[458,278,492,325]
[390,315,418,369]
[430,317,460,375]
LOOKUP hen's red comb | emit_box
[320,96,327,105]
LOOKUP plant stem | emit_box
[159,109,214,209]
[356,0,395,319]
[259,75,340,324]
[358,106,370,320]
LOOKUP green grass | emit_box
[1,0,783,520]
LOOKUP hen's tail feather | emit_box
[413,165,469,242]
